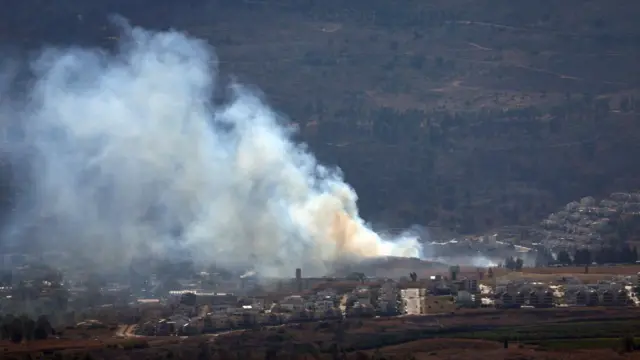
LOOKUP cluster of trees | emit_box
[534,245,638,267]
[504,257,524,271]
[310,94,631,231]
[0,314,53,343]
[1,0,639,242]
[556,246,639,266]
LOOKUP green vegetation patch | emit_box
[531,338,637,350]
[440,320,640,342]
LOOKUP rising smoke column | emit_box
[2,22,423,277]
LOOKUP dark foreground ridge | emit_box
[2,308,640,359]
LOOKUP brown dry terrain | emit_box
[486,264,640,282]
[309,265,640,292]
[394,264,638,279]
[520,265,640,275]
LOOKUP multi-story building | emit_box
[456,290,476,306]
[353,286,372,306]
[378,281,399,314]
[401,288,456,315]
[423,296,456,314]
[598,289,629,306]
[400,288,428,315]
[468,279,479,293]
[564,287,598,306]
[528,290,554,307]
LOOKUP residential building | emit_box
[598,289,629,306]
[353,286,372,306]
[280,295,305,312]
[564,287,598,306]
[378,281,399,314]
[400,288,428,315]
[423,296,456,314]
[456,290,475,306]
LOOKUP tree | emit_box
[621,335,635,352]
[0,315,10,340]
[557,250,572,265]
[595,247,615,264]
[504,257,516,270]
[10,318,23,343]
[21,316,35,341]
[535,248,553,267]
[573,249,592,265]
[449,265,460,280]
[515,258,524,271]
[34,315,52,340]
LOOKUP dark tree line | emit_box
[504,257,524,271]
[0,314,53,343]
[555,246,638,266]
[302,93,639,232]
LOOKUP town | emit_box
[2,253,639,340]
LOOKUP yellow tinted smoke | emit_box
[330,210,382,257]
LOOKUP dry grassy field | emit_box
[363,339,634,360]
[484,265,640,283]
[522,265,640,275]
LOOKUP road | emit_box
[114,324,139,338]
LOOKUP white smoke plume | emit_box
[0,21,423,277]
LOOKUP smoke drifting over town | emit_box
[0,21,423,277]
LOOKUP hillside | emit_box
[1,0,639,234]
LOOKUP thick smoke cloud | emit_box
[0,22,423,277]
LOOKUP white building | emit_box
[400,288,428,315]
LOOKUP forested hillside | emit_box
[1,0,639,234]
